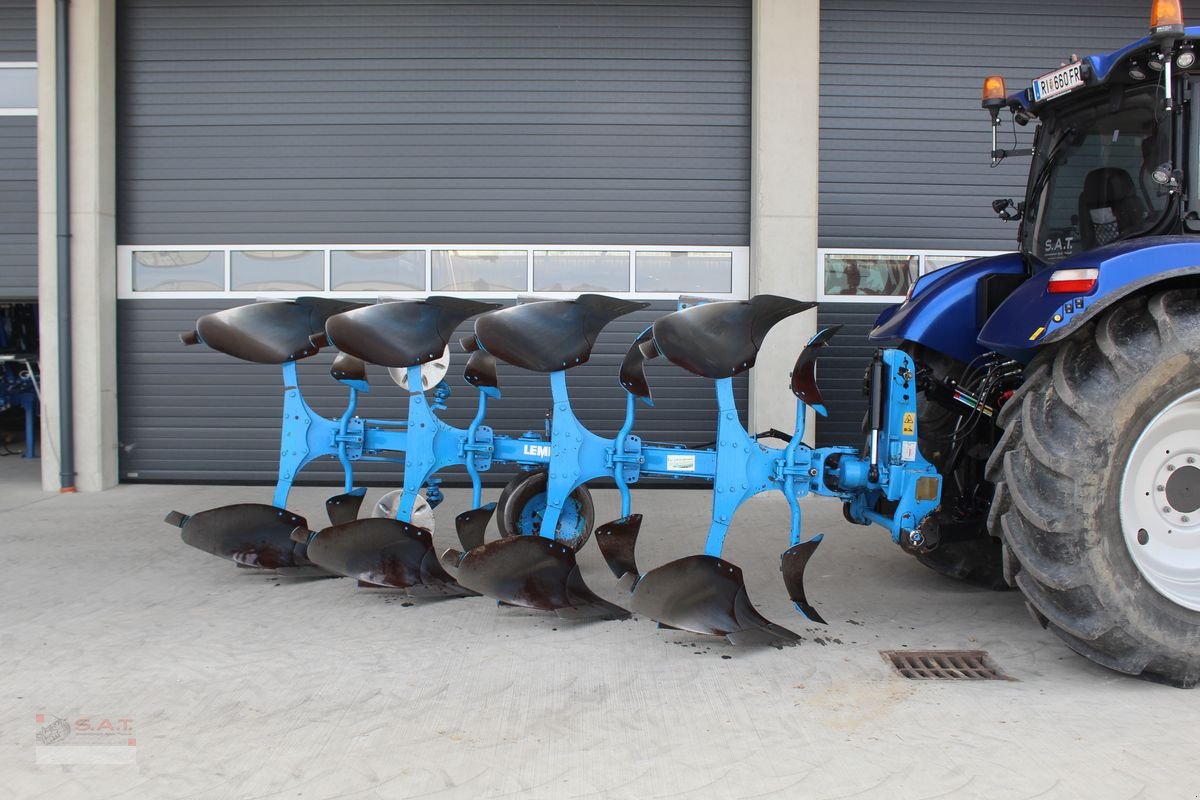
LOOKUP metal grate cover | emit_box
[881,649,1012,681]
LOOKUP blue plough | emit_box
[166,293,940,645]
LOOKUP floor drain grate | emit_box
[881,649,1012,681]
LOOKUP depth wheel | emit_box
[986,290,1200,687]
[495,470,595,552]
[370,490,435,533]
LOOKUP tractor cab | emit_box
[983,0,1197,269]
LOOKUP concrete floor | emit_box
[2,456,1198,799]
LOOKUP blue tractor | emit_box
[870,0,1200,686]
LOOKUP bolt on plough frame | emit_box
[166,293,941,645]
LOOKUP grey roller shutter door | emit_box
[0,0,36,298]
[814,303,879,448]
[117,0,750,245]
[0,117,36,298]
[116,0,751,483]
[815,0,1200,447]
[0,0,35,61]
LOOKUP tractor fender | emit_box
[869,252,1026,365]
[978,236,1200,362]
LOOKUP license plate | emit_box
[1031,63,1084,103]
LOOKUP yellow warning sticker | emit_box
[902,412,915,436]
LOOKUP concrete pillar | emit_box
[36,0,118,491]
[749,0,820,440]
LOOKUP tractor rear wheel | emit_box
[905,344,1008,589]
[986,289,1200,687]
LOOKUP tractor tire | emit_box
[495,469,595,552]
[904,344,1008,589]
[986,289,1200,687]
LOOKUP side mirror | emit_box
[992,198,1023,221]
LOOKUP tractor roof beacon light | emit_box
[982,75,1007,163]
[1151,0,1185,39]
[981,75,1007,116]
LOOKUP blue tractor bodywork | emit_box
[978,237,1200,359]
[870,237,1200,364]
[871,252,1026,364]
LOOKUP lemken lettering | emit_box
[522,443,551,458]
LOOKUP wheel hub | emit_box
[1165,465,1200,515]
[1121,388,1200,611]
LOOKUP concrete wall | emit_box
[36,0,118,491]
[749,0,820,437]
